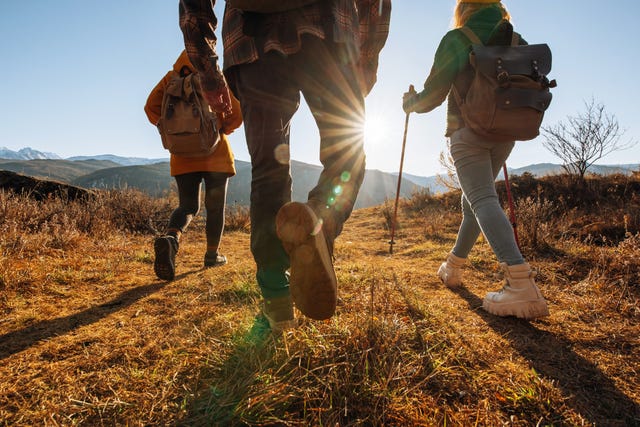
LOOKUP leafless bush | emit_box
[403,188,437,214]
[380,199,396,231]
[0,189,173,257]
[512,195,557,250]
[436,149,460,192]
[542,99,638,179]
[225,204,251,232]
[99,189,174,234]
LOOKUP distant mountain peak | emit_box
[66,154,168,166]
[0,147,62,160]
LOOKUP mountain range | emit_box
[0,148,423,208]
[1,147,638,208]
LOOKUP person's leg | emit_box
[202,172,229,267]
[450,129,548,318]
[297,37,366,244]
[449,128,523,266]
[168,173,203,238]
[452,194,481,258]
[438,136,514,287]
[226,57,299,301]
[154,172,202,281]
[274,37,366,320]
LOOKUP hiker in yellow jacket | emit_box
[145,50,242,281]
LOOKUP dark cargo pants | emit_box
[226,36,366,298]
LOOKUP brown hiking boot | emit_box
[154,235,179,281]
[275,202,337,320]
[262,295,297,333]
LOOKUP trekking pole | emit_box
[389,85,414,254]
[502,163,520,249]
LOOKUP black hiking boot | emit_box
[154,235,179,281]
[204,251,227,267]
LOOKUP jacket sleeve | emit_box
[357,0,391,96]
[219,92,243,135]
[144,71,173,125]
[412,30,469,114]
[179,0,226,92]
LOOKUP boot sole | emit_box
[276,202,337,320]
[482,297,549,320]
[154,237,176,281]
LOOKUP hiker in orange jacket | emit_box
[145,50,242,281]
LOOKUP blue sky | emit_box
[1,1,638,177]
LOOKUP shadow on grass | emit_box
[0,272,198,360]
[451,285,640,426]
[179,315,276,426]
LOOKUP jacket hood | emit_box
[173,50,194,74]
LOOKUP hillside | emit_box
[1,158,422,209]
[0,174,638,425]
[0,158,120,182]
[72,162,173,196]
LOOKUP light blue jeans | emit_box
[449,128,525,266]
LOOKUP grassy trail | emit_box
[0,205,638,426]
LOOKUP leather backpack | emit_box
[157,72,220,157]
[453,23,557,141]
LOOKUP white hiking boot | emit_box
[483,263,550,320]
[437,252,466,287]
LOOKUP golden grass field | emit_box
[0,174,638,426]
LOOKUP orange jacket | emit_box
[144,51,242,177]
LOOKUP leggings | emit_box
[168,171,228,251]
[449,128,525,266]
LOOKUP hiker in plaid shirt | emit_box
[179,0,391,331]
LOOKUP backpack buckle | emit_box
[497,70,510,87]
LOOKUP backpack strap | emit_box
[459,26,482,45]
[511,31,520,47]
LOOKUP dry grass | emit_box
[0,175,638,426]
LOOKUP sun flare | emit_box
[363,112,391,147]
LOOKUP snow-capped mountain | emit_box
[0,147,62,160]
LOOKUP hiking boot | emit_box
[262,295,297,333]
[204,251,227,267]
[437,252,466,287]
[482,263,550,320]
[275,201,337,320]
[154,235,179,281]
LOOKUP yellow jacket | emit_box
[144,51,242,177]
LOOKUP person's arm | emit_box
[357,0,391,96]
[403,30,468,114]
[179,0,231,113]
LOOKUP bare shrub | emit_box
[100,189,173,234]
[0,189,173,258]
[512,194,557,250]
[403,187,437,214]
[225,204,251,232]
[436,149,460,192]
[542,98,638,179]
[380,199,396,231]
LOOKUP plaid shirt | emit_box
[180,0,391,94]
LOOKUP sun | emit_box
[363,111,391,148]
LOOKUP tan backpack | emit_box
[225,0,318,13]
[453,25,556,142]
[157,72,220,157]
